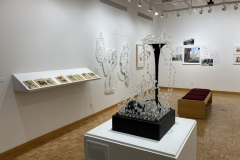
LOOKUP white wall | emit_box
[0,0,158,153]
[157,6,240,92]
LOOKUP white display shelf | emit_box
[13,68,100,92]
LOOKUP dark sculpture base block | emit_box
[112,109,175,141]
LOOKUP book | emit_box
[66,75,78,82]
[34,78,48,87]
[88,72,98,79]
[44,78,57,86]
[73,74,85,81]
[81,73,92,80]
[23,80,39,89]
[55,75,69,84]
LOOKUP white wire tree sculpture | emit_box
[116,29,176,122]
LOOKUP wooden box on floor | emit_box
[178,92,212,119]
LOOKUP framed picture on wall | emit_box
[136,44,145,68]
[233,55,240,65]
[233,45,240,55]
[183,46,201,65]
[183,38,194,45]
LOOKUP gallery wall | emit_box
[157,6,240,92]
[0,0,158,154]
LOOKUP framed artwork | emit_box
[66,75,78,82]
[201,59,213,66]
[34,79,48,87]
[81,73,92,80]
[44,78,57,86]
[55,76,69,84]
[183,38,194,45]
[172,47,183,61]
[88,72,98,79]
[183,46,201,65]
[23,80,39,89]
[74,74,85,81]
[136,44,145,67]
[233,55,240,65]
[233,45,240,55]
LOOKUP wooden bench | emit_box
[178,88,212,119]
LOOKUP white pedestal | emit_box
[84,117,197,160]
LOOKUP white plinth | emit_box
[84,117,197,160]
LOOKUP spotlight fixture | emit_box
[199,8,203,14]
[234,3,238,10]
[155,11,159,15]
[128,0,132,2]
[193,8,197,14]
[176,11,180,17]
[208,6,212,13]
[138,0,142,7]
[222,5,226,11]
[148,4,153,12]
[161,13,164,18]
[166,13,170,20]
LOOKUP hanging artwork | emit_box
[201,46,211,59]
[117,43,130,85]
[211,46,220,59]
[172,47,182,61]
[136,44,145,67]
[96,33,105,63]
[183,38,194,45]
[201,59,213,66]
[233,55,240,65]
[145,45,152,62]
[183,46,201,64]
[233,45,240,55]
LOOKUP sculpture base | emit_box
[112,109,175,141]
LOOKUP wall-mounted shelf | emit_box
[13,68,100,92]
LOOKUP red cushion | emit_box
[182,95,206,101]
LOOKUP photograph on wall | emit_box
[66,75,78,82]
[74,74,85,81]
[23,80,39,89]
[233,55,240,65]
[201,59,213,66]
[183,46,201,64]
[183,38,194,45]
[233,45,240,55]
[81,73,92,80]
[43,78,57,86]
[88,72,98,79]
[55,76,69,84]
[136,44,145,67]
[211,46,220,59]
[172,46,182,61]
[34,79,48,87]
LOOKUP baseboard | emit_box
[160,86,240,95]
[0,103,118,159]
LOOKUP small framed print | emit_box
[43,78,57,86]
[233,45,240,55]
[23,80,39,89]
[74,74,85,81]
[34,79,48,87]
[66,75,78,82]
[88,72,98,79]
[81,73,92,80]
[233,55,240,65]
[136,44,145,68]
[55,75,69,84]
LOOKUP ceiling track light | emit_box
[128,0,132,2]
[155,10,159,15]
[208,6,212,13]
[166,13,170,20]
[138,0,142,7]
[176,11,180,17]
[234,3,238,10]
[222,4,226,11]
[199,8,203,14]
[193,8,197,14]
[148,4,153,12]
[161,13,164,18]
